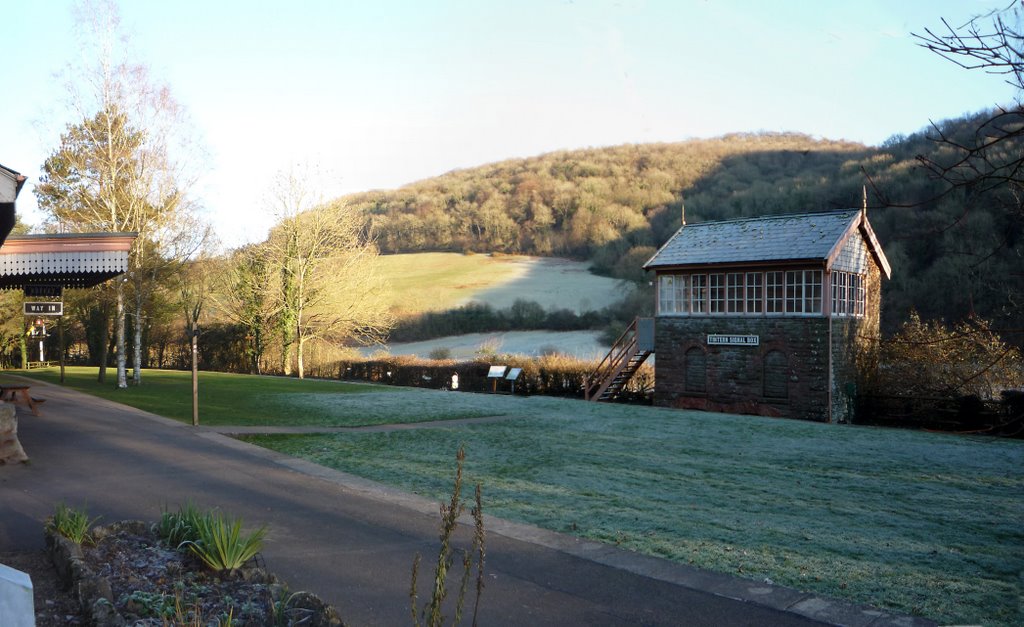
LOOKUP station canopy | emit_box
[0,232,137,291]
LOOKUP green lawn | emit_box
[240,390,1024,626]
[19,367,1023,625]
[13,367,494,427]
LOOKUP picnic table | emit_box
[0,385,45,416]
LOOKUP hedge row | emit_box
[311,354,654,402]
[855,391,1024,437]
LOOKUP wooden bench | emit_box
[0,385,45,416]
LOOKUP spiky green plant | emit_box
[182,512,267,574]
[45,502,100,545]
[156,501,205,547]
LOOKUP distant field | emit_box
[376,253,627,316]
[362,330,608,360]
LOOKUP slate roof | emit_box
[644,209,865,269]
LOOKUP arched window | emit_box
[684,347,706,393]
[763,350,788,399]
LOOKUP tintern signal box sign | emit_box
[24,302,63,316]
[707,334,759,347]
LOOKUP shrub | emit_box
[428,347,453,361]
[474,339,502,359]
[181,512,267,574]
[872,312,1023,399]
[46,503,100,545]
[156,501,205,547]
[537,344,562,357]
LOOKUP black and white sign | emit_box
[24,284,62,298]
[24,302,63,316]
[707,334,759,346]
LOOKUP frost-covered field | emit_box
[247,386,1024,626]
[374,253,630,358]
[455,256,627,313]
[378,253,630,315]
[362,330,608,360]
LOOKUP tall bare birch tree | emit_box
[35,0,205,387]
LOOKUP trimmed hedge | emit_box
[313,354,654,402]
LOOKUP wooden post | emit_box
[191,329,199,427]
[59,316,65,384]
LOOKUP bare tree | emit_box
[264,168,393,379]
[35,0,206,387]
[912,2,1024,210]
[210,244,274,374]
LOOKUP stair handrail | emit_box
[585,317,640,400]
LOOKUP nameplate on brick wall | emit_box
[707,334,759,346]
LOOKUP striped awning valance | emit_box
[0,232,137,290]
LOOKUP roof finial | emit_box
[680,195,686,226]
[862,185,867,219]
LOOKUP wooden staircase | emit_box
[584,317,654,402]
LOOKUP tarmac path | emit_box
[0,380,932,626]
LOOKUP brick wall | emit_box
[655,316,831,421]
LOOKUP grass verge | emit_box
[12,367,491,427]
[19,368,1023,624]
[239,389,1024,626]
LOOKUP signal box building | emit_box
[643,209,891,423]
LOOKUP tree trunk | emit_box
[19,332,27,371]
[97,312,110,383]
[116,281,128,389]
[133,287,143,385]
[282,334,292,376]
[297,332,305,379]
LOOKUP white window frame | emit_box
[726,272,744,313]
[830,270,867,318]
[709,273,726,314]
[657,269,830,317]
[745,272,763,314]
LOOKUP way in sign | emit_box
[24,302,64,316]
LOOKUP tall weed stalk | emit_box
[410,445,485,627]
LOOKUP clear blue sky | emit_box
[4,0,1017,248]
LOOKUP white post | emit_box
[192,330,199,427]
[0,561,35,627]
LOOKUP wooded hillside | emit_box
[340,111,1022,340]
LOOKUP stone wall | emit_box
[829,262,882,423]
[655,316,832,421]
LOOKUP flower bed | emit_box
[46,520,342,626]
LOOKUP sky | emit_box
[4,0,1018,249]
